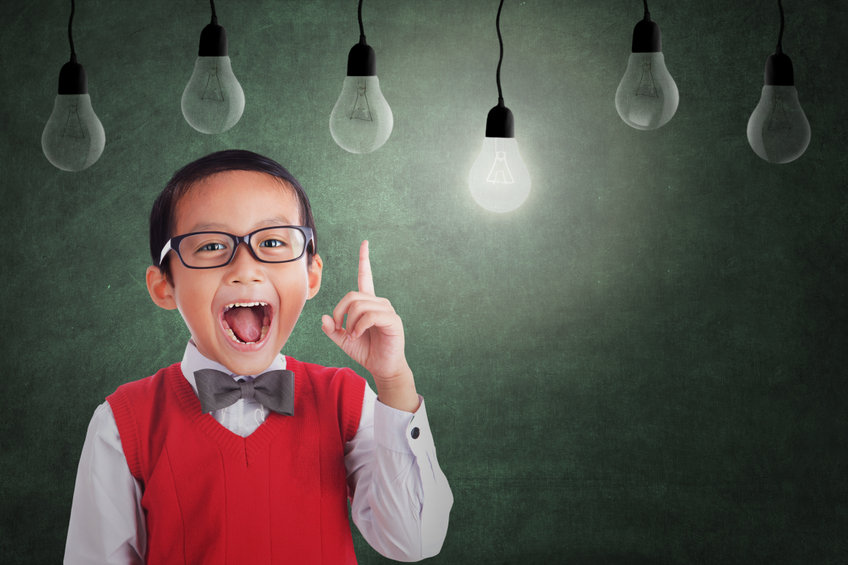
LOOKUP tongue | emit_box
[225,306,263,343]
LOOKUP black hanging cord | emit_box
[198,0,227,57]
[485,0,514,137]
[764,0,793,85]
[59,0,86,94]
[643,0,650,19]
[346,0,374,75]
[358,0,366,42]
[495,0,505,103]
[68,0,76,62]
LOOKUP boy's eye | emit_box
[259,238,288,248]
[187,238,230,257]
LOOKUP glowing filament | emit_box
[486,150,514,184]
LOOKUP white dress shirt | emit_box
[64,342,453,564]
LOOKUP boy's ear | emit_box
[146,265,178,310]
[307,254,323,300]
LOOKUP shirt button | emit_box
[410,427,420,439]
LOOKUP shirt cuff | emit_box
[373,395,435,456]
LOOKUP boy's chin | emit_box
[210,334,284,376]
[211,325,286,375]
[218,350,280,377]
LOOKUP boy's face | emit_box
[146,170,322,376]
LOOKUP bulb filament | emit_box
[349,79,373,121]
[636,60,658,98]
[487,149,515,184]
[767,93,792,132]
[63,103,86,139]
[202,66,225,102]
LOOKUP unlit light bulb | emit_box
[747,86,809,163]
[615,12,678,130]
[181,18,244,134]
[42,58,105,172]
[469,102,530,214]
[747,53,810,164]
[330,38,393,154]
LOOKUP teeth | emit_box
[225,327,269,345]
[226,328,246,344]
[225,301,269,311]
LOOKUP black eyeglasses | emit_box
[159,225,314,269]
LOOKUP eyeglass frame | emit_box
[158,225,315,269]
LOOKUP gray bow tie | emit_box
[194,368,295,415]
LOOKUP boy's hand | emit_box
[321,241,419,412]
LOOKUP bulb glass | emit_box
[41,93,105,172]
[181,56,245,134]
[615,52,679,130]
[330,76,393,154]
[747,85,810,164]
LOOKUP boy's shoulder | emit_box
[112,363,180,395]
[284,356,362,381]
[107,363,184,417]
[284,356,367,396]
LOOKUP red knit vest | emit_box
[107,358,366,565]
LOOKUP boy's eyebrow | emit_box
[187,217,296,233]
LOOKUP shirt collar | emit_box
[180,340,287,395]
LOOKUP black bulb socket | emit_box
[57,57,88,95]
[485,100,514,138]
[632,16,662,53]
[764,51,795,86]
[198,22,228,57]
[347,37,376,76]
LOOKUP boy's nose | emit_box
[226,242,264,284]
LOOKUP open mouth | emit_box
[221,301,272,345]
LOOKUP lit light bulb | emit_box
[330,38,393,154]
[468,102,530,214]
[181,17,244,134]
[42,57,105,172]
[746,33,810,163]
[615,10,679,130]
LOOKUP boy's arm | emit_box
[321,240,420,413]
[345,384,453,561]
[323,240,453,559]
[64,402,146,565]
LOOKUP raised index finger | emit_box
[358,240,375,296]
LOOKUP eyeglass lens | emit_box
[177,227,307,268]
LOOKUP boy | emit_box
[64,150,453,564]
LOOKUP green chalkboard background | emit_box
[1,0,846,563]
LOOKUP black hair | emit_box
[149,149,317,280]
